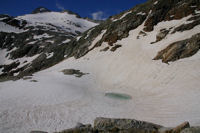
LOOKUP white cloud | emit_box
[56,2,65,11]
[91,11,105,20]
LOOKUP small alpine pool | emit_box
[105,92,132,100]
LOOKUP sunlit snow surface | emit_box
[16,12,98,34]
[0,15,200,133]
[0,22,26,33]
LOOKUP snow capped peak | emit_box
[61,9,81,18]
[32,7,51,14]
[16,11,98,34]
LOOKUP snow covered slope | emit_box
[1,19,200,132]
[16,10,97,34]
[0,22,26,33]
[0,0,200,133]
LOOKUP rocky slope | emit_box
[0,7,98,80]
[31,117,200,133]
[68,0,200,59]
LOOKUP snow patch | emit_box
[0,17,8,21]
[62,39,71,43]
[46,52,54,59]
[88,30,107,49]
[8,47,18,52]
[195,10,200,14]
[154,1,158,5]
[119,11,132,20]
[113,11,132,22]
[0,48,40,70]
[137,12,146,16]
[76,36,82,41]
[85,28,93,39]
[33,33,52,40]
[0,22,25,33]
[0,67,3,75]
[40,8,47,12]
[46,40,55,43]
[13,72,20,76]
[27,41,38,45]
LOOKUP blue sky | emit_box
[0,0,147,19]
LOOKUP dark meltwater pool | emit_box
[105,92,132,100]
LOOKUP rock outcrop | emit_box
[94,117,162,133]
[32,117,197,133]
[180,127,200,133]
[32,7,51,14]
[153,33,200,63]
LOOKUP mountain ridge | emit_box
[0,9,98,80]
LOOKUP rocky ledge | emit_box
[30,117,200,133]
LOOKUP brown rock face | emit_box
[94,117,162,132]
[172,122,190,133]
[151,29,170,44]
[31,118,197,133]
[153,33,200,63]
[172,17,200,34]
[110,44,122,52]
[159,122,190,133]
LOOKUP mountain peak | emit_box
[61,9,81,18]
[32,7,51,14]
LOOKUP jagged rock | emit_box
[29,118,196,133]
[11,44,36,59]
[137,31,147,39]
[151,29,169,44]
[156,29,169,42]
[180,127,200,133]
[94,117,162,132]
[54,124,94,133]
[100,47,109,52]
[32,7,51,14]
[2,62,20,73]
[103,14,146,45]
[159,121,190,133]
[144,0,200,32]
[61,69,88,77]
[110,44,122,52]
[172,17,200,33]
[171,122,190,133]
[153,33,200,63]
